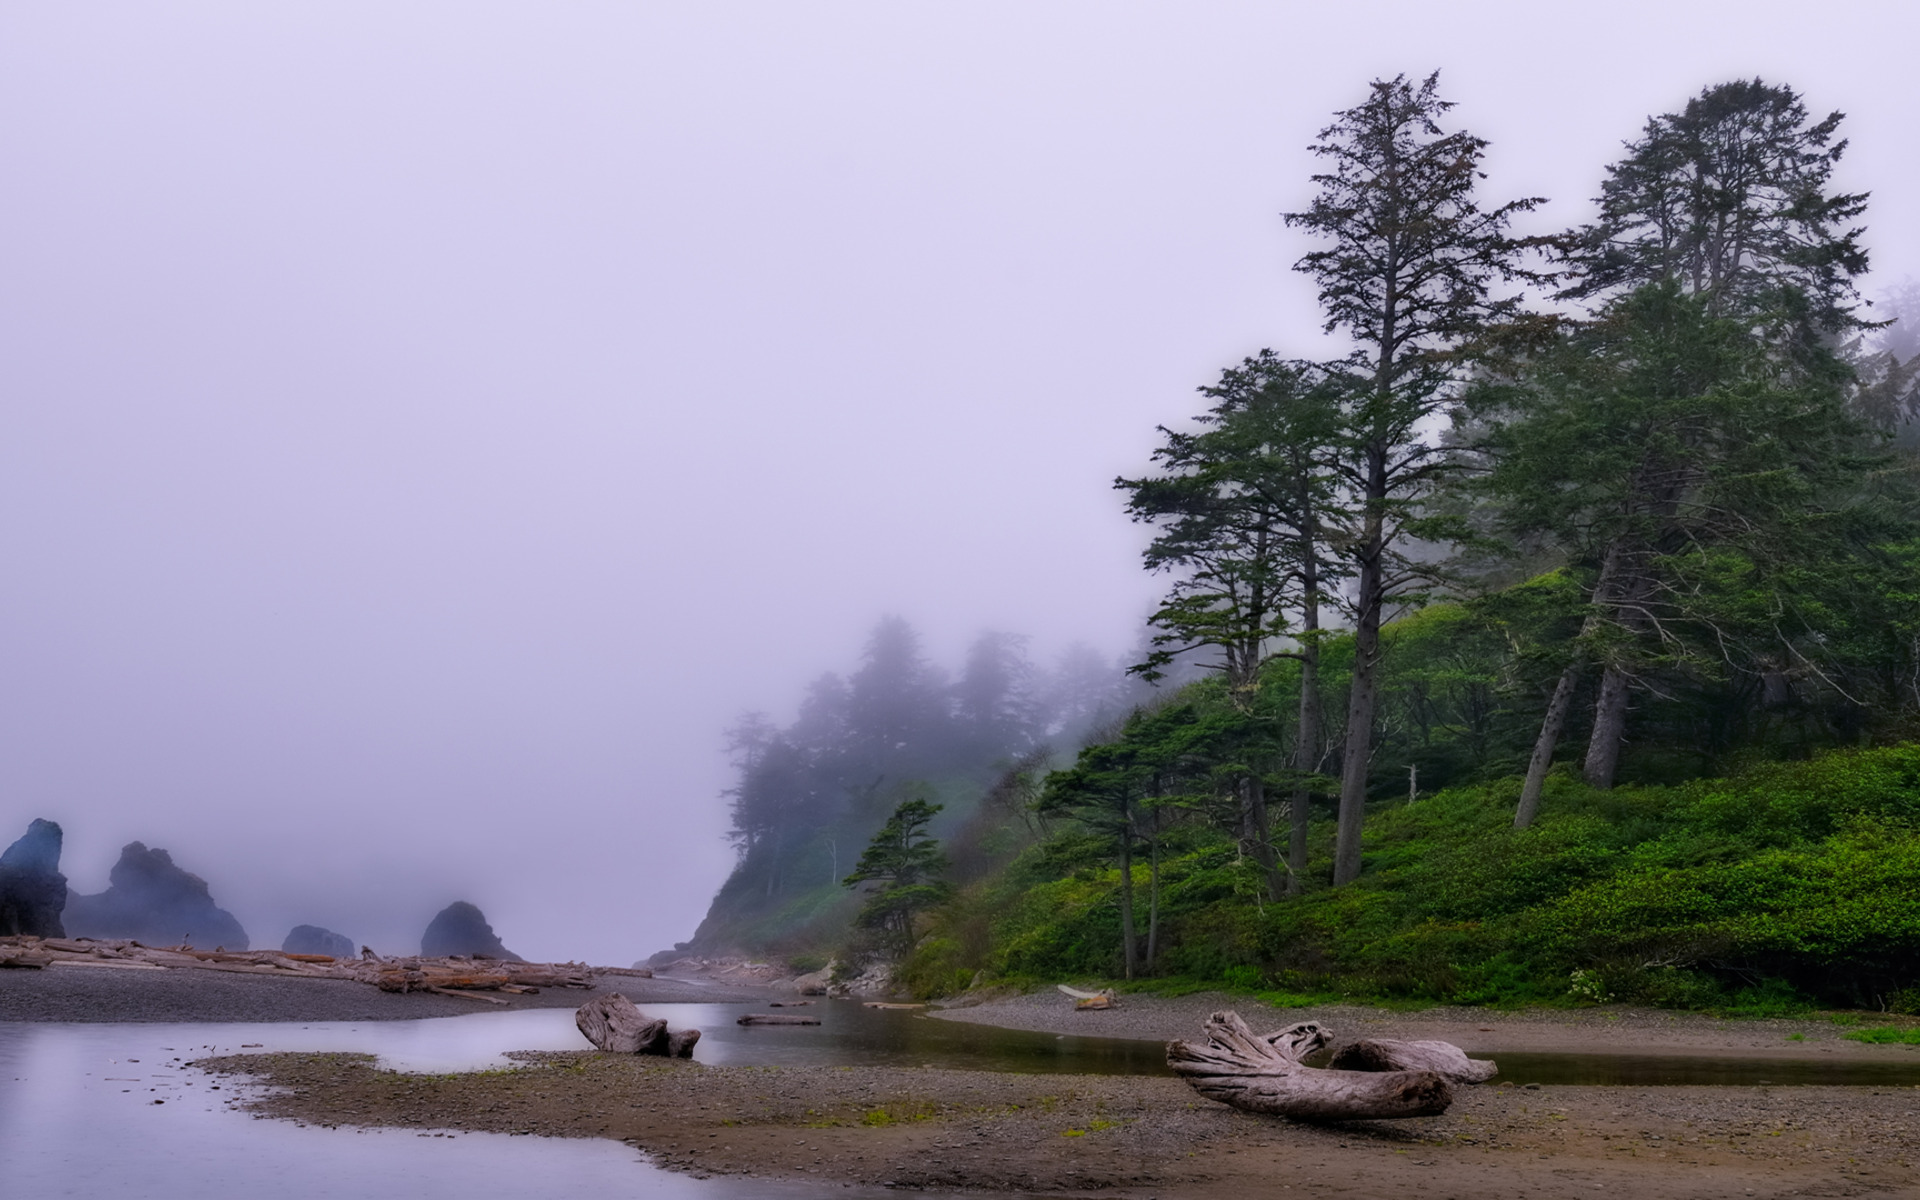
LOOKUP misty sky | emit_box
[1,3,1913,964]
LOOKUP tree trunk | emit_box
[1584,663,1633,787]
[1118,821,1137,981]
[1513,665,1579,829]
[1146,831,1161,970]
[1246,775,1286,901]
[1328,1038,1497,1083]
[1290,637,1320,890]
[576,993,701,1056]
[1167,1010,1452,1120]
[1334,480,1385,886]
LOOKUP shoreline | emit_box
[0,963,760,1023]
[16,967,1920,1195]
[929,988,1920,1063]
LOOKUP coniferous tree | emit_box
[1496,80,1882,806]
[952,631,1041,761]
[1564,79,1870,352]
[1484,280,1873,823]
[846,616,948,774]
[1284,72,1550,883]
[841,794,949,955]
[1118,353,1346,898]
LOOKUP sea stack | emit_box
[282,924,356,959]
[0,818,69,937]
[63,842,249,950]
[421,900,523,961]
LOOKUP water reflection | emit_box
[0,999,1170,1075]
[0,1018,961,1200]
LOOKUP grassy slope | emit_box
[902,743,1920,1013]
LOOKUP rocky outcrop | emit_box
[0,819,68,937]
[282,924,356,959]
[63,842,249,950]
[420,901,522,961]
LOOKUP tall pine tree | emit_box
[1285,73,1549,884]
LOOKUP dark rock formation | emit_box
[420,900,523,961]
[282,924,355,959]
[0,818,68,937]
[63,842,249,950]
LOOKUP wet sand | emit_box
[200,1047,1920,1198]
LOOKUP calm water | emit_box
[0,997,1154,1200]
[7,995,1920,1198]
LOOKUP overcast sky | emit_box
[1,2,1913,964]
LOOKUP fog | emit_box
[0,2,1913,964]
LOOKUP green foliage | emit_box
[842,793,951,956]
[964,741,1920,1012]
[1845,1027,1920,1045]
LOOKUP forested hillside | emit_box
[683,618,1159,956]
[687,73,1920,1012]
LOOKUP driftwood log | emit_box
[575,993,701,1056]
[1329,1038,1498,1084]
[1057,984,1116,1010]
[1167,1011,1453,1120]
[737,1013,822,1026]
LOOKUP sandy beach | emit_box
[32,970,1887,1198]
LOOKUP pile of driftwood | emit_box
[1168,1010,1496,1120]
[0,934,639,1004]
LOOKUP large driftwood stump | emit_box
[575,993,700,1056]
[1167,1011,1452,1120]
[1329,1038,1497,1084]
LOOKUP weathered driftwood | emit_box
[1057,983,1117,1010]
[1329,1038,1497,1084]
[737,1013,822,1026]
[767,1000,813,1007]
[0,934,612,997]
[1167,1011,1453,1120]
[575,993,701,1056]
[429,985,510,1005]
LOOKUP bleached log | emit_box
[1167,1011,1452,1120]
[428,986,511,1005]
[1328,1038,1498,1084]
[736,1013,822,1026]
[575,993,699,1056]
